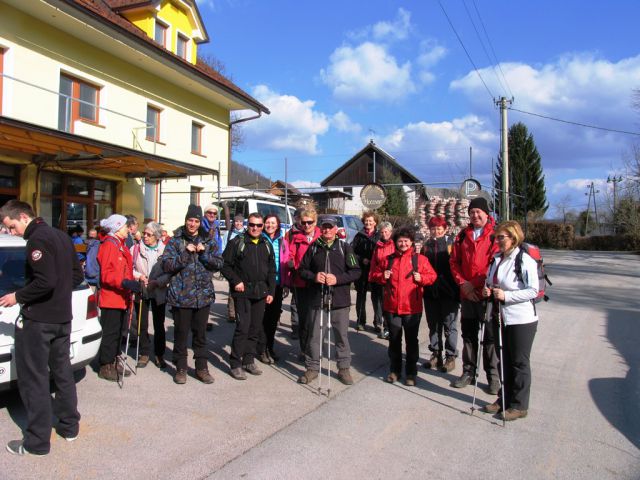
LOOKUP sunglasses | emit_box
[300,220,315,226]
[496,234,511,240]
[248,222,264,228]
[205,211,217,215]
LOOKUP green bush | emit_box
[573,235,640,251]
[525,222,574,249]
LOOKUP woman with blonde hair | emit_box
[482,220,539,421]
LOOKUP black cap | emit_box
[185,204,203,221]
[319,216,337,227]
[468,197,490,215]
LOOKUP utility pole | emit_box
[496,97,513,221]
[607,175,622,233]
[584,183,592,234]
[593,182,600,233]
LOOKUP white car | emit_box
[0,234,102,392]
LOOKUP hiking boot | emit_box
[98,363,118,382]
[115,360,132,377]
[383,329,389,340]
[298,369,319,384]
[244,363,263,376]
[6,439,46,456]
[423,353,443,370]
[230,367,247,380]
[356,324,365,332]
[404,375,416,387]
[484,400,502,414]
[503,408,528,421]
[174,369,187,384]
[136,355,150,368]
[452,371,474,388]
[373,325,382,334]
[258,352,273,365]
[337,368,354,385]
[386,372,399,384]
[196,369,214,384]
[487,378,501,395]
[155,356,167,369]
[440,356,456,373]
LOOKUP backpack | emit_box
[84,236,122,287]
[514,243,551,304]
[386,252,419,275]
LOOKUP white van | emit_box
[216,188,297,232]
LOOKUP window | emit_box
[146,105,161,141]
[190,186,201,205]
[367,161,374,174]
[154,21,168,47]
[39,172,115,232]
[58,74,100,132]
[176,34,188,60]
[191,122,203,154]
[0,164,19,207]
[0,48,4,115]
[343,186,353,195]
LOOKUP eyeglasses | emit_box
[248,223,264,228]
[496,234,511,240]
[143,232,154,237]
[205,211,217,215]
[321,224,336,229]
[300,220,315,226]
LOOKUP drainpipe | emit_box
[226,111,263,193]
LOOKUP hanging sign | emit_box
[360,183,387,210]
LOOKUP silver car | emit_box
[318,214,364,244]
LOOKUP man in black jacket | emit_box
[0,200,84,456]
[298,217,361,386]
[222,212,275,380]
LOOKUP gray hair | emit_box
[378,221,393,232]
[145,221,163,240]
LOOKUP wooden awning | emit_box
[0,117,218,179]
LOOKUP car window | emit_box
[0,248,26,296]
[256,202,287,224]
[346,216,360,230]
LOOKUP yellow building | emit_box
[0,0,268,232]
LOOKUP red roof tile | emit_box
[61,0,268,113]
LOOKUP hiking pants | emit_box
[460,299,499,383]
[386,312,421,377]
[424,296,460,358]
[172,306,209,370]
[305,306,351,371]
[230,297,266,369]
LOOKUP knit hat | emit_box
[204,204,218,214]
[468,197,490,215]
[100,214,127,234]
[185,204,203,221]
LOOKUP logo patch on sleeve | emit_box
[31,250,43,261]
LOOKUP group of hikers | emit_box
[0,196,540,455]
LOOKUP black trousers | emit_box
[171,306,210,371]
[15,320,80,454]
[460,300,499,382]
[258,286,284,355]
[294,287,314,354]
[230,297,266,369]
[99,307,127,366]
[132,298,166,357]
[424,296,460,357]
[355,278,383,327]
[386,312,421,377]
[495,320,538,410]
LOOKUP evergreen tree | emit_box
[494,122,548,220]
[378,172,408,216]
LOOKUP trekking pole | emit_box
[497,302,507,427]
[317,285,325,395]
[134,295,143,373]
[326,286,333,397]
[470,300,491,415]
[119,294,137,388]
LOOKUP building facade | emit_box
[0,0,268,233]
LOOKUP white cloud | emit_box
[320,42,415,103]
[551,178,606,194]
[197,0,215,10]
[371,8,412,41]
[291,180,321,189]
[416,40,447,85]
[331,111,362,133]
[242,85,329,154]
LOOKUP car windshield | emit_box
[0,247,26,296]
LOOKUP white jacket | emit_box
[486,246,539,326]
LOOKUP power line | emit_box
[509,107,640,137]
[462,0,509,98]
[437,0,494,100]
[471,0,514,99]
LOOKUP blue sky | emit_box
[197,0,640,217]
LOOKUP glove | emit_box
[121,279,142,293]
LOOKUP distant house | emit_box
[267,180,311,206]
[321,140,422,216]
[0,0,268,231]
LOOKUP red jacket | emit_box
[97,235,134,309]
[449,217,499,300]
[368,239,396,284]
[370,248,437,315]
[288,227,321,288]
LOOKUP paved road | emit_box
[0,250,638,479]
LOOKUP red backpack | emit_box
[513,243,551,303]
